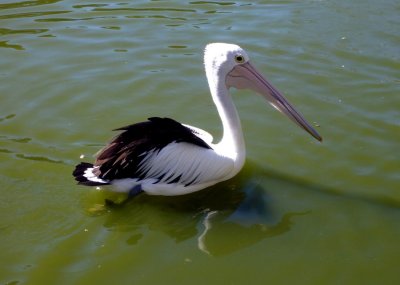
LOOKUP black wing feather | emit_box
[94,117,212,181]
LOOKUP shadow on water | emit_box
[257,163,400,211]
[85,168,310,256]
[80,157,400,256]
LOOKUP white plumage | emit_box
[112,142,234,195]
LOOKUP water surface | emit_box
[1,0,399,284]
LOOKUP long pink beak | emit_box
[226,62,322,142]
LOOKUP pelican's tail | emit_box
[73,162,110,186]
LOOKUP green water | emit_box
[1,0,399,284]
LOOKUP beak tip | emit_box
[314,133,323,142]
[307,128,322,142]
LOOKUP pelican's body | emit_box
[73,43,321,197]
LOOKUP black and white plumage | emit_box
[73,43,322,197]
[74,117,233,195]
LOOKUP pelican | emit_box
[73,43,322,198]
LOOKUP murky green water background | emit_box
[1,0,399,284]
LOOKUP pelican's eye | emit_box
[235,54,245,63]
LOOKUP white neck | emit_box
[206,68,246,170]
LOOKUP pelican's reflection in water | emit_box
[196,181,307,256]
[96,175,308,256]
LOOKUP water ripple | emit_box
[0,28,48,35]
[189,1,237,5]
[0,10,69,20]
[92,7,197,13]
[0,40,24,50]
[0,0,61,10]
[15,153,65,164]
[0,114,16,122]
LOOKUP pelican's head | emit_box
[204,43,250,79]
[204,42,322,142]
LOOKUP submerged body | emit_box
[73,43,321,197]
